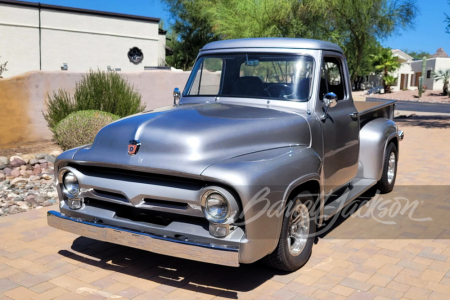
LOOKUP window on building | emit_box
[427,70,431,79]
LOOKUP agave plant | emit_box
[383,75,398,93]
[432,69,450,96]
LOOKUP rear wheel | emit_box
[264,191,316,272]
[377,142,398,193]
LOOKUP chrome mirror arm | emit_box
[321,105,330,121]
[321,92,338,121]
[173,88,181,106]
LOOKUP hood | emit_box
[73,103,311,176]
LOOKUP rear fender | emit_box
[358,118,398,180]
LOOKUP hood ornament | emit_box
[128,140,141,156]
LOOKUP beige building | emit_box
[392,48,450,92]
[0,0,167,78]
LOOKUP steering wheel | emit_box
[265,84,294,98]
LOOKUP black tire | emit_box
[264,191,317,272]
[377,142,398,193]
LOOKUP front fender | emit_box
[201,146,321,264]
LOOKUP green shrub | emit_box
[44,70,145,130]
[54,110,120,150]
[44,89,76,129]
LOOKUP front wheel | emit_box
[264,191,316,272]
[377,142,398,193]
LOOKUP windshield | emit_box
[183,53,314,102]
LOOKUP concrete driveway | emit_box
[1,115,450,300]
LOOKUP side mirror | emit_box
[173,87,181,105]
[321,92,338,121]
[323,92,338,108]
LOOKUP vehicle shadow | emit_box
[429,92,446,97]
[395,115,450,129]
[316,186,377,240]
[58,190,378,298]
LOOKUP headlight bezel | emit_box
[200,187,240,225]
[202,190,230,222]
[58,168,80,198]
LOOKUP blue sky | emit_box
[24,0,450,55]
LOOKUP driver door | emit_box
[319,54,360,192]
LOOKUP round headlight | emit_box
[205,192,229,221]
[63,171,79,195]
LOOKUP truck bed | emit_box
[354,100,396,127]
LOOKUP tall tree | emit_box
[209,0,417,81]
[370,47,401,93]
[163,0,417,78]
[208,0,328,39]
[344,36,383,89]
[163,0,219,70]
[326,0,417,82]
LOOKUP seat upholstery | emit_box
[319,78,328,100]
[297,78,311,100]
[231,76,268,97]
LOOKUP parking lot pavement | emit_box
[1,115,450,300]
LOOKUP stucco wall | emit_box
[408,58,450,91]
[0,4,40,77]
[391,62,415,92]
[0,2,163,78]
[429,58,450,92]
[411,59,437,90]
[158,33,167,67]
[0,70,190,148]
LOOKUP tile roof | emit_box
[431,48,449,58]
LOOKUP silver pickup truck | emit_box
[48,38,404,272]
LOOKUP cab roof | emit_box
[201,38,343,53]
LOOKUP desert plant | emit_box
[43,69,145,130]
[383,75,398,93]
[418,56,427,98]
[370,48,401,93]
[54,110,120,150]
[432,69,450,95]
[0,57,8,78]
[43,89,76,129]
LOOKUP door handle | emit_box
[349,112,359,121]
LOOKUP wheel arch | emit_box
[285,179,321,214]
[359,118,398,180]
[267,176,321,256]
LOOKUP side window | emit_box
[188,58,223,95]
[319,57,346,100]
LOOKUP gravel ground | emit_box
[0,151,60,216]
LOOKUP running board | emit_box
[323,178,377,221]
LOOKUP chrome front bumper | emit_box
[47,210,240,267]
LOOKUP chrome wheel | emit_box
[287,202,310,256]
[387,152,396,184]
